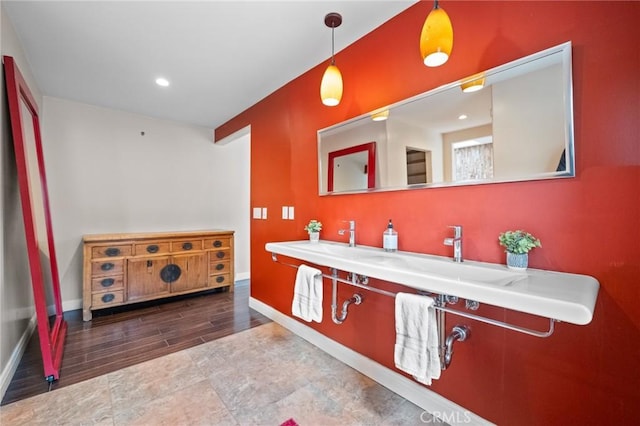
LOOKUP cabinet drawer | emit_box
[134,241,170,256]
[171,239,203,253]
[209,274,231,287]
[91,276,124,292]
[209,249,231,261]
[203,237,231,250]
[91,259,124,276]
[209,260,230,275]
[91,290,124,308]
[91,244,132,259]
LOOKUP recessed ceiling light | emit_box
[155,77,170,87]
[458,114,468,120]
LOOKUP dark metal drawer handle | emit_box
[101,293,115,303]
[146,244,159,253]
[105,247,120,257]
[213,240,223,248]
[101,278,115,288]
[215,263,225,271]
[216,276,225,283]
[216,251,225,259]
[101,263,115,271]
[182,242,193,250]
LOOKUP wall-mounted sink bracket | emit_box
[271,251,559,333]
[271,252,558,374]
[465,299,480,310]
[346,272,369,285]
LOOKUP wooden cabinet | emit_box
[83,230,234,321]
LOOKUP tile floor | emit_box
[0,322,444,425]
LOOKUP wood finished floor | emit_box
[1,281,271,406]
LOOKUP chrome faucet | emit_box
[338,220,356,247]
[443,225,463,262]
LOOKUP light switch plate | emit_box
[288,206,295,220]
[282,206,289,220]
[262,207,267,219]
[252,207,262,219]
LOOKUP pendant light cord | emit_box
[331,24,336,66]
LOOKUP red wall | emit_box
[216,2,640,423]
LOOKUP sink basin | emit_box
[265,240,600,325]
[371,254,526,286]
[278,240,524,286]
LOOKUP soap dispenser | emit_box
[383,219,398,252]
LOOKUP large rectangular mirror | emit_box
[4,55,67,383]
[318,42,574,195]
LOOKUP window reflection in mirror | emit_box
[452,137,494,182]
[318,42,574,195]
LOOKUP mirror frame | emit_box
[3,55,67,382]
[318,42,575,195]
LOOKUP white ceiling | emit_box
[4,1,417,129]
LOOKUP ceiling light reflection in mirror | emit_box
[318,42,574,195]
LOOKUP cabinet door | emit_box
[127,256,170,301]
[170,253,207,293]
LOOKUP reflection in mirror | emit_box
[19,99,57,327]
[4,55,67,382]
[318,42,574,195]
[327,142,376,192]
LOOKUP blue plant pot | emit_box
[506,252,528,270]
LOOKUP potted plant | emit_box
[498,230,541,270]
[304,220,322,243]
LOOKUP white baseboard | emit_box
[235,272,250,281]
[63,298,82,312]
[0,314,37,401]
[249,297,493,426]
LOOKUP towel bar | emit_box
[270,253,556,338]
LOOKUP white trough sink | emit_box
[265,240,599,325]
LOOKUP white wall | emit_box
[492,64,565,178]
[1,5,43,399]
[2,3,251,399]
[386,120,444,186]
[42,97,250,310]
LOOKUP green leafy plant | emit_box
[304,220,322,233]
[498,230,541,254]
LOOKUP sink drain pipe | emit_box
[330,268,363,324]
[443,325,470,369]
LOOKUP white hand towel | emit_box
[394,292,441,385]
[291,264,323,323]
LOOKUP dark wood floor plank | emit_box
[0,281,270,406]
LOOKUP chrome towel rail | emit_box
[437,304,555,338]
[270,253,556,338]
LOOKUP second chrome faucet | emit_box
[338,220,356,247]
[337,221,461,260]
[444,225,463,262]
